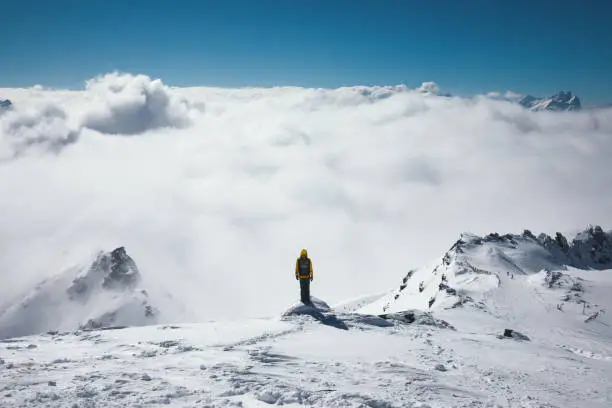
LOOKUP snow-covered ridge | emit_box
[448,225,612,272]
[519,91,582,111]
[358,225,611,315]
[0,247,158,340]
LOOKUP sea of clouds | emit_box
[1,72,612,319]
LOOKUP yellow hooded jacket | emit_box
[295,249,313,280]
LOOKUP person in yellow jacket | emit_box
[295,249,313,304]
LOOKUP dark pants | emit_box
[299,278,311,304]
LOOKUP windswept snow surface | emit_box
[2,279,611,407]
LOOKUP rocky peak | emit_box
[548,91,581,111]
[67,247,141,300]
[519,91,581,111]
[103,247,140,289]
[0,99,12,110]
[571,225,612,266]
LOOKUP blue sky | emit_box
[1,0,611,103]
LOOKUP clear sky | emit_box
[2,0,611,103]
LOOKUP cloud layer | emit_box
[1,74,612,319]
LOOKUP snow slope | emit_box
[358,226,612,315]
[1,283,611,407]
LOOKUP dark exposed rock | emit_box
[585,309,606,323]
[570,282,583,292]
[102,247,140,290]
[379,310,454,329]
[67,247,141,301]
[438,282,457,295]
[555,233,570,252]
[522,230,535,239]
[402,269,415,284]
[499,329,530,341]
[144,304,156,317]
[571,225,612,266]
[545,270,563,288]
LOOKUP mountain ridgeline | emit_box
[523,226,612,268]
[357,225,611,316]
[518,91,582,112]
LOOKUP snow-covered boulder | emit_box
[498,329,530,341]
[282,297,331,317]
[282,297,348,330]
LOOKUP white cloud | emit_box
[485,91,522,100]
[1,73,612,320]
[80,72,197,135]
[504,90,523,99]
[417,81,440,95]
[0,103,78,160]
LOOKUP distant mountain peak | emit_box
[67,247,141,301]
[519,91,581,111]
[0,247,158,339]
[0,99,12,109]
